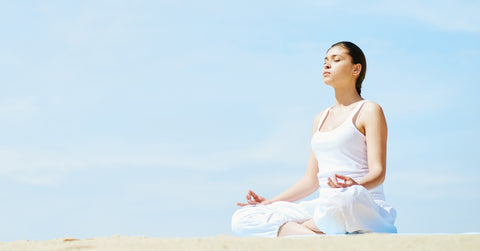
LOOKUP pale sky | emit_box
[0,0,479,241]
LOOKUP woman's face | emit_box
[323,45,358,88]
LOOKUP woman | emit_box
[231,41,397,237]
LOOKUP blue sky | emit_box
[0,0,479,241]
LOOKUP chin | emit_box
[323,78,333,86]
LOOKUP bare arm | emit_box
[356,102,388,189]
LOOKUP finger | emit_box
[255,195,266,203]
[237,202,256,207]
[249,190,261,201]
[252,191,266,203]
[327,177,337,188]
[334,174,347,181]
[246,193,255,204]
[250,191,260,200]
[334,175,349,187]
[330,177,343,188]
[246,192,252,201]
[332,176,339,185]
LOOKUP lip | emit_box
[323,72,330,77]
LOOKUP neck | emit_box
[333,86,363,107]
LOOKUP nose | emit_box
[324,62,331,70]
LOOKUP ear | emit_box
[352,63,362,76]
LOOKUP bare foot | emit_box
[277,221,319,237]
[301,219,325,234]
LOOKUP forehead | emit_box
[325,46,349,58]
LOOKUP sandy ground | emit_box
[1,234,479,251]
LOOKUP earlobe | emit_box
[353,64,361,76]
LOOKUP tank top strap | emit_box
[316,106,333,131]
[350,100,368,125]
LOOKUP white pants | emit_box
[231,185,397,237]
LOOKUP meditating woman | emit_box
[231,41,397,237]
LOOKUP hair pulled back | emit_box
[330,41,366,96]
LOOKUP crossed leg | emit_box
[277,219,324,237]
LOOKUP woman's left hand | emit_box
[327,174,358,188]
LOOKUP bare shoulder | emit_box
[313,107,330,124]
[311,108,329,133]
[363,101,384,114]
[360,101,387,127]
[313,110,326,122]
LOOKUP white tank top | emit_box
[311,100,385,200]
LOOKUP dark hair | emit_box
[330,41,366,96]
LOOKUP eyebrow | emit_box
[324,54,343,60]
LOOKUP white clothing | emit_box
[231,100,397,236]
[313,100,385,201]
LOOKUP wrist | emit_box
[261,199,274,205]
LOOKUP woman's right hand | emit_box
[236,190,272,207]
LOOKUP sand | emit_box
[1,234,479,251]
